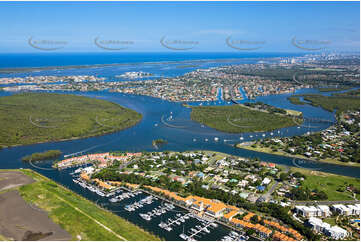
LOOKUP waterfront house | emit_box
[80,172,90,181]
[221,209,240,222]
[272,231,295,241]
[205,202,227,218]
[264,219,303,240]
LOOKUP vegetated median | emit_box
[190,103,301,133]
[16,169,160,241]
[22,150,62,162]
[0,93,142,148]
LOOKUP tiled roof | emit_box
[223,210,239,219]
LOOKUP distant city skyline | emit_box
[0,1,359,53]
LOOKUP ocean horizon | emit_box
[0,52,305,68]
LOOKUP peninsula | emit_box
[190,103,301,133]
[0,93,142,147]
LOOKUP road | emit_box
[260,167,290,202]
[51,190,127,241]
[292,200,360,205]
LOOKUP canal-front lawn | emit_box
[289,167,360,201]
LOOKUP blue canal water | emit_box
[0,53,359,240]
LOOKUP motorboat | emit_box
[203,227,210,233]
[180,233,188,240]
[211,222,218,228]
[139,213,151,221]
[158,222,167,228]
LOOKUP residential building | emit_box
[325,226,349,240]
[316,205,331,217]
[331,204,352,216]
[295,205,319,218]
[307,217,331,233]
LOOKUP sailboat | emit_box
[180,226,188,241]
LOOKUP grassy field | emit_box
[190,104,298,133]
[289,167,360,201]
[17,169,159,241]
[0,93,142,147]
[323,217,337,226]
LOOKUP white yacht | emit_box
[180,234,188,240]
[211,222,218,228]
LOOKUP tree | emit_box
[279,172,288,181]
[250,215,259,224]
[246,229,255,236]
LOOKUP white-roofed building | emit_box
[262,177,271,185]
[325,226,349,240]
[316,205,331,217]
[346,204,360,216]
[295,205,320,218]
[331,204,352,216]
[307,217,330,233]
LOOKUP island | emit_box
[152,139,168,148]
[0,93,142,147]
[190,103,301,133]
[22,150,62,162]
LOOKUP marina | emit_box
[68,170,238,240]
[72,178,106,197]
[140,203,176,221]
[124,195,157,211]
[158,213,191,231]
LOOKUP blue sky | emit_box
[0,1,359,53]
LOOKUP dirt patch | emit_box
[310,170,326,177]
[0,171,35,191]
[0,190,71,241]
